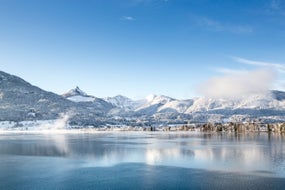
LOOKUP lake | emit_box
[1,131,285,189]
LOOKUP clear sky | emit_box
[0,0,284,99]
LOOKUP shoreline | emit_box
[1,119,285,133]
[0,127,284,135]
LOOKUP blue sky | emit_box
[0,0,285,99]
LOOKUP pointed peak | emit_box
[74,86,87,96]
[62,86,88,97]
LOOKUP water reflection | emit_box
[0,132,285,176]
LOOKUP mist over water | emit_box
[1,132,285,189]
[37,113,70,130]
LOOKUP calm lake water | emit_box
[1,131,285,189]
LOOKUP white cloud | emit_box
[195,17,253,34]
[232,56,285,73]
[198,69,276,99]
[122,16,135,21]
[215,67,248,75]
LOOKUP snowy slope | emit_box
[62,86,96,102]
[186,91,285,114]
[158,99,194,113]
[0,71,110,122]
[67,95,96,102]
[61,87,115,117]
[104,95,136,110]
[135,94,175,110]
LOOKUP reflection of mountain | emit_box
[193,147,268,171]
[0,136,68,157]
[1,133,284,175]
[145,148,194,165]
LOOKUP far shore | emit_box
[1,121,285,134]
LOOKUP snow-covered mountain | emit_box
[2,69,285,125]
[62,86,96,102]
[61,86,114,114]
[135,95,174,111]
[104,95,136,110]
[0,71,114,124]
[60,86,285,122]
[0,70,78,121]
[158,99,194,113]
[186,92,285,113]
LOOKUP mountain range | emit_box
[1,70,285,126]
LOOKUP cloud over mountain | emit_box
[198,69,276,99]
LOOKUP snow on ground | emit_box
[0,114,70,131]
[67,95,96,102]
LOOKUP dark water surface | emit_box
[1,132,285,189]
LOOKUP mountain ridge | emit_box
[1,70,285,125]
